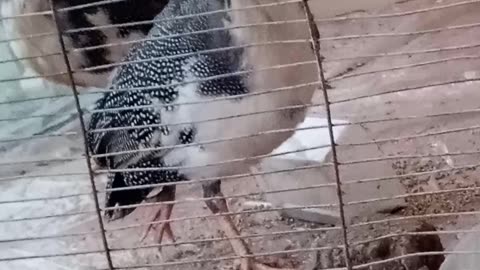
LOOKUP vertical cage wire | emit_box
[3,0,480,269]
[47,1,114,269]
[301,0,353,269]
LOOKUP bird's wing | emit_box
[87,0,240,170]
[87,89,171,169]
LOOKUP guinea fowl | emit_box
[87,0,316,268]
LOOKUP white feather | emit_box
[158,0,317,180]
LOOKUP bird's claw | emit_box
[138,189,176,251]
[138,220,176,252]
[235,259,295,270]
[89,159,102,176]
[138,224,153,243]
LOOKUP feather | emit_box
[88,0,316,220]
[1,0,169,88]
[104,156,184,220]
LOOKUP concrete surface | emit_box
[253,116,407,225]
[440,223,480,270]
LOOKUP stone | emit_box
[252,116,407,225]
[439,223,480,270]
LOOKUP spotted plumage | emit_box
[87,0,248,219]
[88,0,317,267]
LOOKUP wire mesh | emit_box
[1,0,480,269]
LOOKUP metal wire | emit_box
[50,0,480,35]
[314,0,480,22]
[99,179,480,241]
[351,210,480,229]
[112,247,343,269]
[2,206,480,260]
[0,211,93,223]
[0,133,75,144]
[2,22,476,86]
[4,0,480,269]
[85,103,480,163]
[346,186,480,207]
[4,106,480,173]
[1,37,478,80]
[113,227,480,254]
[353,251,480,270]
[3,19,480,85]
[0,249,107,263]
[333,77,480,104]
[107,250,480,270]
[0,0,302,44]
[0,145,333,204]
[69,20,480,63]
[301,1,353,270]
[3,0,477,54]
[330,54,480,81]
[0,172,88,182]
[3,157,479,212]
[1,40,479,104]
[2,161,479,221]
[0,231,100,245]
[48,1,114,269]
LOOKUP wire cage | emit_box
[1,0,480,269]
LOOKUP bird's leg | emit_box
[203,181,295,270]
[90,159,101,175]
[139,185,176,250]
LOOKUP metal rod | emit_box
[301,1,353,269]
[331,54,480,82]
[47,1,114,269]
[0,132,77,144]
[351,210,480,228]
[315,0,480,23]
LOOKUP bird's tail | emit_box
[104,172,153,221]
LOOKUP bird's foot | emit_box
[138,205,176,251]
[236,258,295,270]
[89,159,102,176]
[139,220,175,244]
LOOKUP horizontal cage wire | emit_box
[1,0,480,269]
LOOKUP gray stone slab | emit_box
[252,117,407,225]
[440,223,480,270]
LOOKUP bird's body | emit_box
[89,0,315,213]
[88,0,315,268]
